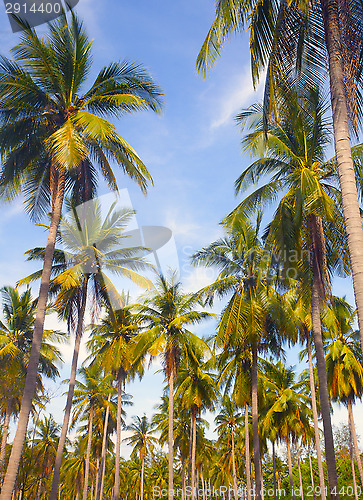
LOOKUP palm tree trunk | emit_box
[0,171,65,500]
[286,438,296,500]
[251,344,262,500]
[94,458,100,500]
[95,393,111,500]
[35,478,42,500]
[308,451,316,500]
[347,399,363,486]
[349,424,359,500]
[168,369,174,500]
[83,406,94,500]
[50,278,88,500]
[188,415,193,487]
[296,442,304,500]
[231,425,238,500]
[201,468,205,500]
[310,215,340,499]
[306,335,326,500]
[0,401,12,481]
[181,454,185,500]
[245,404,252,500]
[140,455,145,500]
[114,374,124,500]
[272,442,277,500]
[320,0,363,353]
[191,407,197,500]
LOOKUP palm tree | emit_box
[125,415,158,500]
[88,302,143,500]
[324,297,363,486]
[192,215,293,500]
[215,397,243,500]
[0,11,162,497]
[229,86,351,496]
[175,357,217,500]
[133,272,213,500]
[196,0,363,369]
[23,200,152,500]
[0,286,63,481]
[71,365,114,500]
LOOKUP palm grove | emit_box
[0,2,363,500]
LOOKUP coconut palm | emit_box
[192,214,293,500]
[228,86,352,496]
[22,200,152,500]
[88,302,143,500]
[125,415,158,500]
[133,272,213,500]
[196,0,363,373]
[324,297,363,486]
[0,286,63,481]
[0,11,162,497]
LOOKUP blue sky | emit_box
[0,0,360,453]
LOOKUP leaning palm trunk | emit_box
[296,442,304,500]
[95,393,111,500]
[251,345,262,500]
[349,425,359,500]
[308,452,316,500]
[114,373,124,500]
[306,335,326,500]
[310,215,340,499]
[245,404,252,500]
[50,280,88,500]
[168,369,174,500]
[191,407,197,500]
[320,0,363,352]
[347,399,363,485]
[231,426,238,500]
[0,171,65,500]
[0,401,12,481]
[83,406,94,500]
[286,438,296,500]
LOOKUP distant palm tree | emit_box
[125,415,158,500]
[0,11,162,498]
[134,272,213,500]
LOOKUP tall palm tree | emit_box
[133,272,213,500]
[192,215,293,500]
[71,365,114,500]
[324,297,363,486]
[23,200,152,500]
[175,357,217,500]
[215,397,243,500]
[125,415,158,500]
[88,302,143,500]
[0,11,162,498]
[0,286,63,481]
[196,0,363,369]
[229,87,351,496]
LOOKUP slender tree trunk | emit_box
[201,468,205,500]
[140,455,145,500]
[251,345,262,500]
[320,0,363,353]
[286,438,296,500]
[94,458,100,500]
[306,335,326,500]
[50,279,88,500]
[272,442,277,500]
[181,455,185,500]
[349,424,359,500]
[188,415,193,487]
[308,452,316,500]
[83,406,94,500]
[0,171,65,500]
[95,393,111,500]
[168,369,174,500]
[0,401,12,481]
[231,426,238,500]
[114,374,124,500]
[310,215,340,499]
[35,479,42,500]
[191,407,197,500]
[296,442,304,500]
[347,399,363,485]
[245,404,252,500]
